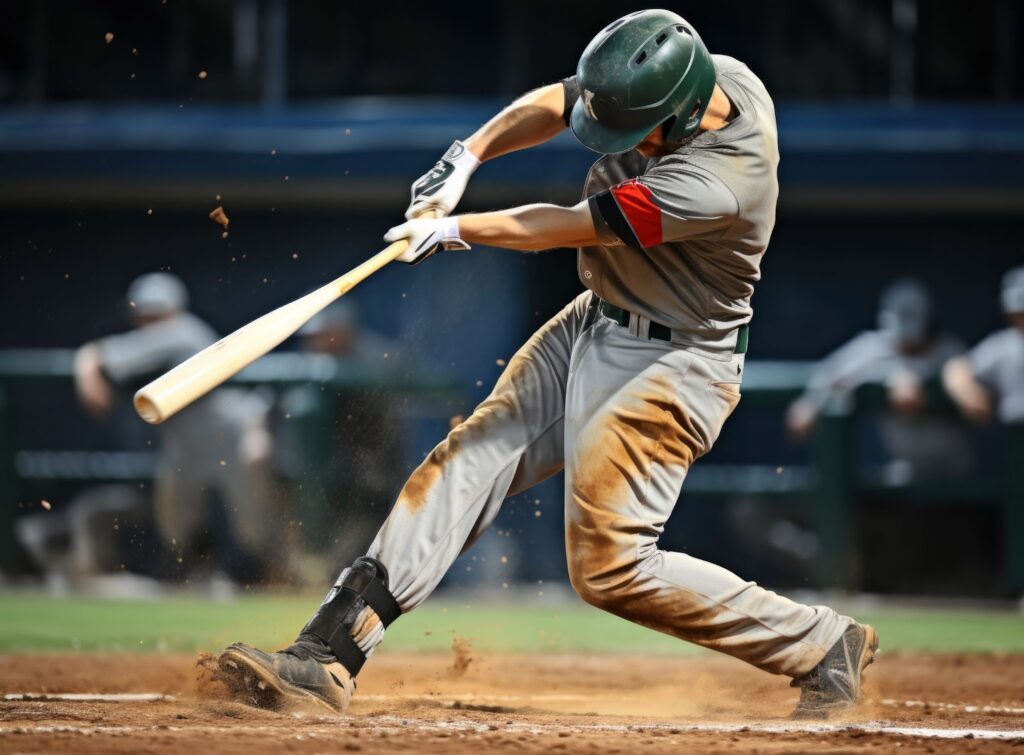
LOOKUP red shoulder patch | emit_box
[610,180,663,248]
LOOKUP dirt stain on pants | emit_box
[366,294,850,678]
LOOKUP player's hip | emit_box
[567,319,742,456]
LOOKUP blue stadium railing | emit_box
[1,350,1020,593]
[1,102,1023,210]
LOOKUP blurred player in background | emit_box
[944,267,1024,425]
[73,272,280,588]
[787,279,974,482]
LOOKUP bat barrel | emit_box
[132,233,415,425]
[134,393,163,424]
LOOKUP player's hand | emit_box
[887,370,925,415]
[785,399,818,440]
[956,386,993,424]
[405,140,480,220]
[385,216,471,265]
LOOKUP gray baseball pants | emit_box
[363,291,850,677]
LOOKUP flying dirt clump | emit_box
[194,652,231,700]
[209,206,230,238]
[450,636,475,677]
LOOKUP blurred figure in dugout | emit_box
[786,278,974,483]
[71,272,281,585]
[943,267,1024,426]
[271,301,405,573]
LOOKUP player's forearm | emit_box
[74,343,114,415]
[73,344,102,386]
[463,83,567,162]
[457,202,597,252]
[942,358,987,409]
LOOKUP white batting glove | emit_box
[384,216,470,265]
[405,140,480,220]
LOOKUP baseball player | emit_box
[75,273,278,584]
[943,267,1024,424]
[787,279,973,482]
[218,9,878,719]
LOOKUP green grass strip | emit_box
[1,594,1022,655]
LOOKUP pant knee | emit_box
[566,546,639,613]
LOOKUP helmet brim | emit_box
[569,100,655,155]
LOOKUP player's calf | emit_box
[216,556,400,713]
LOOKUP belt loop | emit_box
[635,315,650,340]
[735,324,749,355]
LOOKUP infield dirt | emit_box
[2,650,1023,753]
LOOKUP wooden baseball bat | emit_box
[133,212,433,425]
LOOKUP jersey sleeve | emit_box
[97,317,215,387]
[968,332,1006,389]
[587,166,738,252]
[799,332,883,410]
[561,76,580,127]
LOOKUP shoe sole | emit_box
[858,624,880,687]
[217,647,344,715]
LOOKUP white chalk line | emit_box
[4,693,1024,741]
[881,698,1024,716]
[2,718,1024,742]
[6,691,1023,717]
[4,693,174,703]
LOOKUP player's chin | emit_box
[635,141,676,158]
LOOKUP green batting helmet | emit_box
[570,9,717,154]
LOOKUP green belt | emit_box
[599,301,749,355]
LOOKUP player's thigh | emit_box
[507,418,564,496]
[564,339,697,560]
[458,291,593,454]
[564,331,741,561]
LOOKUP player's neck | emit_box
[699,85,735,132]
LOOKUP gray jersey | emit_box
[569,55,779,354]
[97,312,249,458]
[801,329,973,479]
[97,312,275,556]
[99,312,220,387]
[969,327,1024,423]
[801,330,965,411]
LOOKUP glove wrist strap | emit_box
[446,140,481,174]
[438,216,470,251]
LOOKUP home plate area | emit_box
[2,652,1024,753]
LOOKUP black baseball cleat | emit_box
[217,641,354,714]
[790,623,880,719]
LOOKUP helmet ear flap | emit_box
[684,99,704,132]
[665,99,703,142]
[663,99,704,142]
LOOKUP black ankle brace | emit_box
[299,556,401,676]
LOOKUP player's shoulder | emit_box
[712,55,774,107]
[834,330,893,361]
[974,327,1022,354]
[639,158,739,219]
